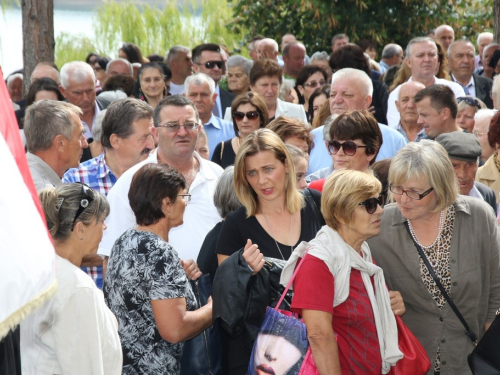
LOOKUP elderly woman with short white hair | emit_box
[226,55,253,96]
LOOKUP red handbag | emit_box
[389,316,431,375]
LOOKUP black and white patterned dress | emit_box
[104,228,196,375]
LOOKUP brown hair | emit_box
[230,92,270,134]
[249,58,283,86]
[266,116,314,153]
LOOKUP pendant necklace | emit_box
[261,209,293,260]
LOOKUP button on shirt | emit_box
[204,114,235,160]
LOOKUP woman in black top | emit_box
[211,92,269,169]
[215,129,323,374]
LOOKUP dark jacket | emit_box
[475,181,497,215]
[474,74,494,109]
[219,88,235,116]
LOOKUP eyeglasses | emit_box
[71,183,95,231]
[178,194,192,202]
[328,140,367,156]
[389,185,434,200]
[457,97,481,109]
[156,122,198,132]
[358,195,385,214]
[473,130,487,136]
[303,80,326,88]
[195,61,223,70]
[233,111,260,121]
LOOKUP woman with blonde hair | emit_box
[215,128,324,373]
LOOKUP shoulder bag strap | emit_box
[303,188,325,226]
[275,248,311,311]
[403,221,478,345]
[220,141,224,160]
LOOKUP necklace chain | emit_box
[261,210,293,260]
[407,209,445,249]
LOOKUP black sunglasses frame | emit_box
[457,96,481,109]
[196,61,223,70]
[71,183,95,231]
[233,111,260,121]
[389,185,434,200]
[358,195,385,214]
[328,140,367,156]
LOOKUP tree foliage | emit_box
[227,0,493,52]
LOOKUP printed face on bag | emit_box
[253,333,302,375]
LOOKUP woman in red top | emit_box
[284,170,405,374]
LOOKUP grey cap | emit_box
[436,131,481,163]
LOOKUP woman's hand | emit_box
[389,290,406,316]
[180,259,202,281]
[242,239,265,275]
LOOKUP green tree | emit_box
[228,0,493,52]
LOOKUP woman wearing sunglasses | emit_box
[21,183,122,374]
[368,140,500,375]
[308,110,383,192]
[283,169,404,374]
[104,164,212,374]
[456,96,487,133]
[211,92,269,168]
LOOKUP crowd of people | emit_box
[3,25,500,375]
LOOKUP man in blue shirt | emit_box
[185,73,235,159]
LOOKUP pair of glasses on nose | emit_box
[303,80,326,88]
[389,185,434,200]
[457,96,481,109]
[197,61,223,69]
[328,140,367,156]
[358,195,385,214]
[71,182,95,231]
[233,111,260,121]
[156,122,198,132]
[178,194,192,202]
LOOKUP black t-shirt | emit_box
[216,189,323,260]
[211,139,236,169]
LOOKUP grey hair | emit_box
[474,108,498,122]
[285,144,306,165]
[166,45,190,68]
[24,100,83,153]
[388,140,458,211]
[331,33,349,45]
[405,37,435,59]
[322,115,338,142]
[213,166,242,218]
[477,32,493,46]
[331,68,373,97]
[184,73,215,96]
[381,44,403,59]
[226,55,253,76]
[60,61,95,89]
[279,78,295,101]
[106,58,133,75]
[310,51,330,63]
[447,39,475,58]
[7,73,23,87]
[92,109,106,142]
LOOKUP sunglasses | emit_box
[196,61,223,70]
[328,140,367,156]
[71,183,95,231]
[178,194,192,202]
[457,97,481,109]
[233,111,260,121]
[358,195,385,214]
[303,80,326,88]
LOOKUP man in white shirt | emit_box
[98,95,223,272]
[386,37,465,128]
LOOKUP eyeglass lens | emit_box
[328,140,366,156]
[233,111,260,121]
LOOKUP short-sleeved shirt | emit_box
[104,229,196,375]
[216,189,323,260]
[291,255,382,375]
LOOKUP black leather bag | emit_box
[468,310,500,375]
[180,274,222,375]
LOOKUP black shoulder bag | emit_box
[404,221,500,375]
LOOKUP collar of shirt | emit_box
[205,113,222,129]
[97,151,116,179]
[468,184,484,200]
[396,121,427,143]
[81,101,100,139]
[451,73,475,88]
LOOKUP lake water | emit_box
[0,7,95,76]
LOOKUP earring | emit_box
[80,237,84,241]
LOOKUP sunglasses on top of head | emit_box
[457,96,481,109]
[328,140,367,156]
[233,111,260,121]
[358,195,385,214]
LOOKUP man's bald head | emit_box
[435,25,455,50]
[258,38,279,61]
[31,63,60,85]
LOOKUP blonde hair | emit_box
[321,170,381,230]
[234,128,304,217]
[388,140,458,211]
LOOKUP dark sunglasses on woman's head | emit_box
[328,140,367,156]
[358,195,385,214]
[71,182,95,231]
[196,61,223,70]
[233,111,260,121]
[457,97,481,109]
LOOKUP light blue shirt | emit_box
[307,123,406,174]
[204,114,235,160]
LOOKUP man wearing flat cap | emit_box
[436,131,497,214]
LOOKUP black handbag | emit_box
[404,222,500,375]
[180,274,222,375]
